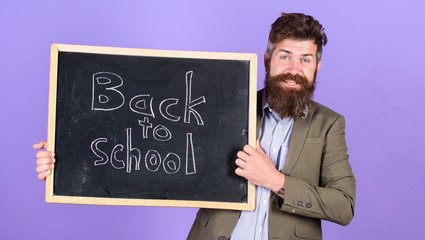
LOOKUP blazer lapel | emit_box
[282,104,314,174]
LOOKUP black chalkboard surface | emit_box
[46,44,257,210]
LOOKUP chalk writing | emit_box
[91,128,195,174]
[91,72,125,111]
[129,94,156,118]
[91,71,206,124]
[184,71,206,125]
[159,98,180,122]
[185,132,197,175]
[90,71,205,175]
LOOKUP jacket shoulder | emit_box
[310,101,343,120]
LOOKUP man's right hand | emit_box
[33,141,55,181]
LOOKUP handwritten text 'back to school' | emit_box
[89,71,205,176]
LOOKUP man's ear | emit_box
[264,51,270,71]
[317,60,322,72]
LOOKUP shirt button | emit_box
[263,200,267,205]
[277,124,281,128]
[259,227,263,232]
[272,147,277,152]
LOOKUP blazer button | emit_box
[293,200,298,205]
[218,236,227,240]
[297,201,303,206]
[302,202,307,207]
[306,203,312,208]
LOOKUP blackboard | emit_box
[46,44,257,210]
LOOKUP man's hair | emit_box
[266,13,328,62]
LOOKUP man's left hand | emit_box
[235,140,285,193]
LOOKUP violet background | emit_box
[1,0,424,239]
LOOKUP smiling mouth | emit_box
[283,79,300,87]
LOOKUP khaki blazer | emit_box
[187,91,356,240]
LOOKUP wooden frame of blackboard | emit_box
[46,43,257,210]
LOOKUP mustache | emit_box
[269,73,309,86]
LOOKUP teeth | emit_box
[286,80,297,85]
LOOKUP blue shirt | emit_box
[230,93,294,240]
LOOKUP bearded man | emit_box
[186,13,356,240]
[34,12,356,240]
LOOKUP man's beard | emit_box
[265,72,316,120]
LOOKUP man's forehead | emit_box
[274,39,317,56]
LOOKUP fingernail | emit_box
[51,164,55,169]
[51,153,55,157]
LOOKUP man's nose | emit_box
[285,60,301,75]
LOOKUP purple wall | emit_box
[1,0,424,239]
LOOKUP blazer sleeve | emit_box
[279,115,356,226]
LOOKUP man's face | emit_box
[264,39,322,119]
[267,39,321,88]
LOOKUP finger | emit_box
[235,158,246,168]
[36,156,55,166]
[243,144,256,155]
[235,167,245,177]
[33,141,47,150]
[38,170,51,181]
[36,163,54,174]
[36,150,54,159]
[236,151,250,161]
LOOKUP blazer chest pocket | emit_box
[302,137,324,159]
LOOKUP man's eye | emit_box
[302,59,310,63]
[281,56,289,60]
